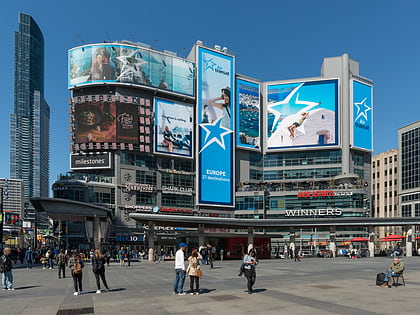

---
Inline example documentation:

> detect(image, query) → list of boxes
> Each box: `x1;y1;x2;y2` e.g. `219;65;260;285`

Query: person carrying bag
186;249;202;295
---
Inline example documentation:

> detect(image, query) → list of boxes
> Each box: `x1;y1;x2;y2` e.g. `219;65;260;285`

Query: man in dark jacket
1;248;15;290
56;250;67;279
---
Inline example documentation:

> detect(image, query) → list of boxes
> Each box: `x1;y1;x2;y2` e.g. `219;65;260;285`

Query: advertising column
197;47;235;206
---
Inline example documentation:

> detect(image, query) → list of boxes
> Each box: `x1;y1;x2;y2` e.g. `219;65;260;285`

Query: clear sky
1;0;419;193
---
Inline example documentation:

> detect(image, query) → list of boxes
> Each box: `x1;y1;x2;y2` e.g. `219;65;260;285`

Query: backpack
376;272;386;285
73;259;82;274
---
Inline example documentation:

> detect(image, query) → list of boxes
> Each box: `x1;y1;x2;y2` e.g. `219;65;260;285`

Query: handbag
195;269;203;277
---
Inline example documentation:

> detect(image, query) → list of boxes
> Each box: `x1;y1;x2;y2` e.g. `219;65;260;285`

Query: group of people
0;247;110;295
173;243;259;295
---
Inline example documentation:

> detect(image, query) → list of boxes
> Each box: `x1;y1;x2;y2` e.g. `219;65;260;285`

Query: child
40;256;48;269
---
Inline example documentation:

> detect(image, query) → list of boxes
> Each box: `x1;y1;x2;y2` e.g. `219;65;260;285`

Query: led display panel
236;78;260;149
266;79;338;150
197;47;235;206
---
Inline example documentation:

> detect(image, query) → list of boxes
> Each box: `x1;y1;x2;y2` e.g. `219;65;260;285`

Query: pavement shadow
108;288;126;292
252;288;267;293
198;288;216;294
15;285;40;290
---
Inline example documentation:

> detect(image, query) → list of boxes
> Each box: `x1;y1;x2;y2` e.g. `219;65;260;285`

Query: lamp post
0;187;3;249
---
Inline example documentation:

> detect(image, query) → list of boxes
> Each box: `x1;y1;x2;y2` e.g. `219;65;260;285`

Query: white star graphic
116;49;147;82
199;116;233;153
268;83;320;133
354;98;371;122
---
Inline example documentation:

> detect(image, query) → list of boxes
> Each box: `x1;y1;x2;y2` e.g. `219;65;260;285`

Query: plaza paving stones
1;256;420;314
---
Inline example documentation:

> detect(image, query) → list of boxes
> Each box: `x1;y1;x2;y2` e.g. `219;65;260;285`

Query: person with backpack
243;248;258;294
91;249;110;294
56;250;67;279
24;246;35;270
68;250;84;295
1;248;15;291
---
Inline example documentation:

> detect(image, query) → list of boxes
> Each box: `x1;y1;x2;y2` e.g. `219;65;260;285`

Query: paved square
1;256;420;314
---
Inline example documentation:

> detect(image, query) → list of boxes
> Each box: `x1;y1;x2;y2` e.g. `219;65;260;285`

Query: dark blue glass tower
11;13;50;201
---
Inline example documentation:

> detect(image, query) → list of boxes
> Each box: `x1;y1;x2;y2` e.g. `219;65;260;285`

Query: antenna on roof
130;33;135;42
75;34;85;45
105;31;111;43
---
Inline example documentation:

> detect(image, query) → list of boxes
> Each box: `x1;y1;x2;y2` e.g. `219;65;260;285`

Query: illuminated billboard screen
197;47;235;206
69;44;195;96
236;78;260;149
352;80;373;151
266;79;338;150
154;98;193;157
74;101;138;144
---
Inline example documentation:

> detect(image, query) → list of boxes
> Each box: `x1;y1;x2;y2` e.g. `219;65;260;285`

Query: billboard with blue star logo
68;44;195;96
197;47;235;206
266;79;338;150
236;78;260;150
352;80;373;151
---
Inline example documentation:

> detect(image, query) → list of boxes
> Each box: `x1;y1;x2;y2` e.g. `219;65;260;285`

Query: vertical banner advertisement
352;80;373;151
197;47;234;206
266;79;338;150
236;78;260;149
154;98;193;157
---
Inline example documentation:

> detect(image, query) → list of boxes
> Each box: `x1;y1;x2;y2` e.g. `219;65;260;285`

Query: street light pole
0;187;3;249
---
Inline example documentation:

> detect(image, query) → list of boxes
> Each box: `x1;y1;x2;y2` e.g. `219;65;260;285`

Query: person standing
118;247;126;267
24;246;35;270
46;249;54;269
56;250;67;279
187;250;202;295
68;250;84;296
243;249;258;294
0;248;15;291
91;249;110;293
173;243;188;295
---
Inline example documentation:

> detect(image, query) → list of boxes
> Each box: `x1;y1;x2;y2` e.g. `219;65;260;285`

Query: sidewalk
1;257;420;314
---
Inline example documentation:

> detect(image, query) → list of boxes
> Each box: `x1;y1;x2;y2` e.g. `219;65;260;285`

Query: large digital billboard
352;80;373;151
236;78;260;149
266;79;338;150
197;47;235;206
69;44;195;96
74;101;138;144
154;98;193;157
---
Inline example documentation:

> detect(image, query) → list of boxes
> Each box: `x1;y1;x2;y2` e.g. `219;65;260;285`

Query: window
402;204;412;217
384;158;388;164
377;160;380;167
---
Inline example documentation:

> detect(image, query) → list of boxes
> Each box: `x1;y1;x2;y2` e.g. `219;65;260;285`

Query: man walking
24;247;35;270
173;243;187;295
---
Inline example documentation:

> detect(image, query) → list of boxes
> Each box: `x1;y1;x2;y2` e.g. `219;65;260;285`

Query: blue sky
1;0;419;193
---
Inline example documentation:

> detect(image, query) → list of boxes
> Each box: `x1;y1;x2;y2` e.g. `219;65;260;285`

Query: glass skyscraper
11;13;50;203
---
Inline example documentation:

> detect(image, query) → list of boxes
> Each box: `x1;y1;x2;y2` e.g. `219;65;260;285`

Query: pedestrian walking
91;249;110;293
68;250;84;296
173;243;188;295
56;250;67;279
186;249;202;295
46;249;54;269
24;246;35;270
243;249;258;294
1;248;15;291
220;249;224;262
118;247;126;267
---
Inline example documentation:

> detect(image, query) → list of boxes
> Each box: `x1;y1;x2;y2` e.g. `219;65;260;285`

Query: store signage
297;191;353;198
285;208;342;217
159;207;193;214
122;183;153;192
115;235;144;242
161;185;193;194
70;152;112;170
123;205;153;212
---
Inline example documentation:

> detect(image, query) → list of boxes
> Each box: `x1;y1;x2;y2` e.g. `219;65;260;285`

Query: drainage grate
311;285;339;290
209;295;241;301
56;307;94;315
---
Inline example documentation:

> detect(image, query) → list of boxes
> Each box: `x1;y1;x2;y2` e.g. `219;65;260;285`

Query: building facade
399;121;420;221
54;41;373;253
371;149;400;245
11;13;50;226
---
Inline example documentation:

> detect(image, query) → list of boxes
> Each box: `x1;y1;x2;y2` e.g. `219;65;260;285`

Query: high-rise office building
11;13;50;202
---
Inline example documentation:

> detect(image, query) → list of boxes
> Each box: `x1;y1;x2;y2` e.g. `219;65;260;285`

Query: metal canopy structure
129;213;420;229
30;197;111;221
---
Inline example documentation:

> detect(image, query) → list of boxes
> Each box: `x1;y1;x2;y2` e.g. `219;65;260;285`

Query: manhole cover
311;285;339;289
56;307;94;315
209;295;241;301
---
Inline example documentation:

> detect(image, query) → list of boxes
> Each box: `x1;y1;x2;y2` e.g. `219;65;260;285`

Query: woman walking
1;248;15;290
91;249;110;293
68;250;84;296
186;250;202;295
243;249;258;294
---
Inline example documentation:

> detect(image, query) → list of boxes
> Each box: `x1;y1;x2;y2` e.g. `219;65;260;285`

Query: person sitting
380;256;405;288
